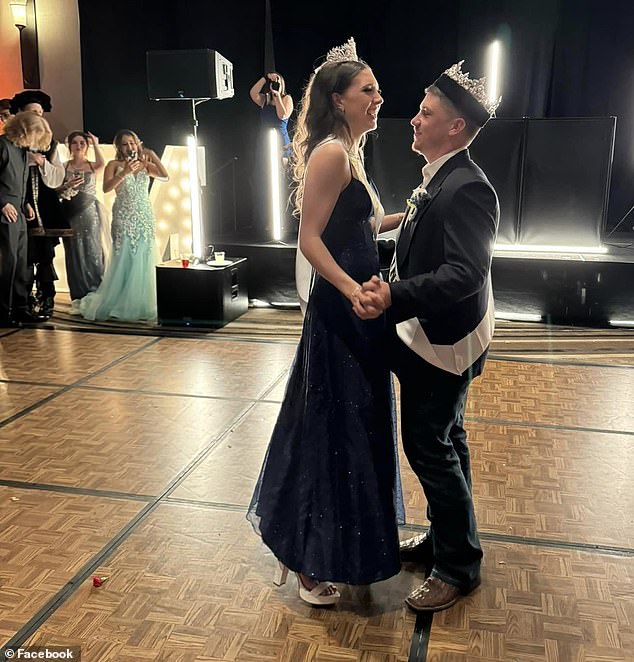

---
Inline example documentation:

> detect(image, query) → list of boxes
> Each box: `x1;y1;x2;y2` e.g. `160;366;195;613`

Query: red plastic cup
181;258;189;268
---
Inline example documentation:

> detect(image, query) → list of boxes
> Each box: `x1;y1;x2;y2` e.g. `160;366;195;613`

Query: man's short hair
426;85;480;140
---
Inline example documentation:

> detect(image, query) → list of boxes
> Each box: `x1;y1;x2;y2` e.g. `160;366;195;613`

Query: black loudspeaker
156;258;248;327
146;49;234;101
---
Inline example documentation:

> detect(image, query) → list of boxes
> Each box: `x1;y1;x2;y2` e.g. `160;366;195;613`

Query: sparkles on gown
78;168;157;322
60;168;108;300
248;166;404;585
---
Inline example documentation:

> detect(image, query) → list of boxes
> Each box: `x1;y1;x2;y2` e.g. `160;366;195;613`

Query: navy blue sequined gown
248;177;404;585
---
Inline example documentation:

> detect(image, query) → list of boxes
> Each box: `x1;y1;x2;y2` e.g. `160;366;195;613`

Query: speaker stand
187;99;210;258
190;98;209;140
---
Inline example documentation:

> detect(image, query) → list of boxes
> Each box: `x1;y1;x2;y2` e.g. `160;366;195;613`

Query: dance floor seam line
39;318;634;365
260;368;290;399
409;612;433;662
4;481;631;559
465;415;634;437
0;328;22;339
7;472;631;558
488;353;634;369
8;321;634;368
401;523;634;557
0;337;161;430
0;378;67;388
38;321;299;345
75;384;263;404
164;497;246;512
3;499;165;651
149;497;634;558
5;384;630;437
3;399;260;652
76;383;285;407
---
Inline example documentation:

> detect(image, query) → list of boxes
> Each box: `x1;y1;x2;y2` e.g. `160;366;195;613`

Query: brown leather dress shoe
399;532;434;564
405;576;480;613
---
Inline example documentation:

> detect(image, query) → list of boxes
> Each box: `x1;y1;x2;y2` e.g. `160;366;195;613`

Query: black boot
40;295;55;318
14;310;48;324
28;294;39;316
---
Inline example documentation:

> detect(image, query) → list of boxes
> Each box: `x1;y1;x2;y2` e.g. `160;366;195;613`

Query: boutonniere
407;187;432;210
404;186;432;222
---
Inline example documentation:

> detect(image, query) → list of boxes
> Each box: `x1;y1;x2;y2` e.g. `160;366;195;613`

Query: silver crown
316;37;359;72
444;60;501;116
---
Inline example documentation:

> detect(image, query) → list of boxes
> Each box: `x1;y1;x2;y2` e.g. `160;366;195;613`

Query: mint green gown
79;168;157;322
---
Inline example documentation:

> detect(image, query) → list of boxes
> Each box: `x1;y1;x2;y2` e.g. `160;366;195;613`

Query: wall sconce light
9;0;40;89
10;2;27;29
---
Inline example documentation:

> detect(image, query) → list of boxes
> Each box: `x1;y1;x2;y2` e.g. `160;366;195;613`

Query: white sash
391;258;495;375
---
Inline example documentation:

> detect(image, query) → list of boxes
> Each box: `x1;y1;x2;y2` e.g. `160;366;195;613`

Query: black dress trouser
0;217;30;320
27;236;58;299
390;330;484;591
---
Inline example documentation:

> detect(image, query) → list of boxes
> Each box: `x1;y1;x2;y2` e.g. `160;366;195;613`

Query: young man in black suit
10;91;68;319
354;62;500;612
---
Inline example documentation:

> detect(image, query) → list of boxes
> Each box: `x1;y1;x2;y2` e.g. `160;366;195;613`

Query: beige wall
1;0;83;293
0;3;24;97
0;0;82;137
36;0;83;138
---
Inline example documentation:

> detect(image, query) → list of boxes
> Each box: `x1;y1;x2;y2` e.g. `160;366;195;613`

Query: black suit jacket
0;135;28;221
389;149;499;353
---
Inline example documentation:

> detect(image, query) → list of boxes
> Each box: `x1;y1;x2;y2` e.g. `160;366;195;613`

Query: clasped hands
351;275;391;320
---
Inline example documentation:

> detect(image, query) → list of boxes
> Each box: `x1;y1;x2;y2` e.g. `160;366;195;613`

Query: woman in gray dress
59;131;109;301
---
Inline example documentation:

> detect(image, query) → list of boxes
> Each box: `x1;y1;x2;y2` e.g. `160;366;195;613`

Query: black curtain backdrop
78;0;634;235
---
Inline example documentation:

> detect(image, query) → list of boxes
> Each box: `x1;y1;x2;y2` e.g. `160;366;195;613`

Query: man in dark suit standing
1;112;52;327
10;91;68;319
354;62;500;612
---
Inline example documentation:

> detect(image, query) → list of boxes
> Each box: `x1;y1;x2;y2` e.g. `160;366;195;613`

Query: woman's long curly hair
113;129;144;161
2;111;52;151
290;59;369;217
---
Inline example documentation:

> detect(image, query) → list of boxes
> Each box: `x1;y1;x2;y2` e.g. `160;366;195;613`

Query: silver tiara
315;37;359;72
444;60;501;116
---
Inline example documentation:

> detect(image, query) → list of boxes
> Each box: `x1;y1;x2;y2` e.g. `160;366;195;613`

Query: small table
156;258;248;327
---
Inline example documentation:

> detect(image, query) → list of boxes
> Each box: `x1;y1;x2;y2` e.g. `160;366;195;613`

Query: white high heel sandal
274;562;340;606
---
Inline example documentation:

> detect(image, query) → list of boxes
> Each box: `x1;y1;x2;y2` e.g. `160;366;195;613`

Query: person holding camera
59;130;109;301
250;72;294;160
76;129;168;322
250;73;294;237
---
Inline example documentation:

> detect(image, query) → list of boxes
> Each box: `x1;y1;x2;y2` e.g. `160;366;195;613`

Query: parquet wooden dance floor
1;315;633;661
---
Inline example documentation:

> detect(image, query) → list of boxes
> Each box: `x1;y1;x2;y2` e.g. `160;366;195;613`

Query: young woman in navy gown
248;38;405;606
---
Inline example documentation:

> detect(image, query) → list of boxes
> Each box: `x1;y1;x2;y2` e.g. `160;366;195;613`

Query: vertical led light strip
486;40;501;104
268;129;282;241
187;135;203;257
